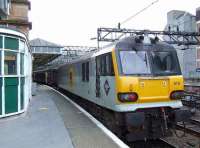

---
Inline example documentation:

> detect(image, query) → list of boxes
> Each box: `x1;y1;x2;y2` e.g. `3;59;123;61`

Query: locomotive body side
57;48;117;110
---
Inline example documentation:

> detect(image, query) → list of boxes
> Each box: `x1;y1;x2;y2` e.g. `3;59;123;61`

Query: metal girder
32;45;97;71
62;46;97;57
63;46;97;52
97;28;200;46
31;46;63;54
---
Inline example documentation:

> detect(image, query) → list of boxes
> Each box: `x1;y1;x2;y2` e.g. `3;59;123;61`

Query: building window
197;10;200;21
0;36;2;75
20;53;24;75
197;49;200;60
0;36;2;49
0;51;1;75
19;40;25;52
4;51;17;75
197;61;200;68
4;37;19;50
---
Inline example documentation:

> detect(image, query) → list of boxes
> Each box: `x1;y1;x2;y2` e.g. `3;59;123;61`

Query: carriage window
107;53;114;75
100;55;106;75
98;53;114;76
82;63;85;81
86;62;89;81
82;62;89;82
96;57;101;75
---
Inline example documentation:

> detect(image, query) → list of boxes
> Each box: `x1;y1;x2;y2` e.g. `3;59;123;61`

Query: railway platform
0;85;126;148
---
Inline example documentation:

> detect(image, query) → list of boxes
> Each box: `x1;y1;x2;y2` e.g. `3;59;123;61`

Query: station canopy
31;38;97;71
30;38;63;70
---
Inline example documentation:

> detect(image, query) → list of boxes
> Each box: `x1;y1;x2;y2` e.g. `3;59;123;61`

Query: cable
173;122;186;138
120;0;160;25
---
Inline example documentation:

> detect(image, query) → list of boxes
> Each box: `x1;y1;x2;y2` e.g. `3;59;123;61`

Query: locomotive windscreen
119;50;181;76
150;51;181;75
120;51;151;75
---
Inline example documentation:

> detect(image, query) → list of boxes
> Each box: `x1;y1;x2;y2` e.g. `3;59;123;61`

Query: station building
164;10;197;78
0;27;32;117
0;0;32;118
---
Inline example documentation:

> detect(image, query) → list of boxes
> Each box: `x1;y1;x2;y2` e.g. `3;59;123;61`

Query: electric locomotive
40;36;191;141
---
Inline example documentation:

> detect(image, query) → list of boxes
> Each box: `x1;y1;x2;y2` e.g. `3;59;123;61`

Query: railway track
128;139;177;148
181;91;200;108
176;119;200;137
157;139;177;148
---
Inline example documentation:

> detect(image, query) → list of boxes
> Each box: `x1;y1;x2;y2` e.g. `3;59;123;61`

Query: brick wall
0;0;32;36
9;2;29;21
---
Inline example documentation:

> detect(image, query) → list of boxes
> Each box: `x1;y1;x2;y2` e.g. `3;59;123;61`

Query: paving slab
0;85;74;148
0;85;122;148
50;88;120;148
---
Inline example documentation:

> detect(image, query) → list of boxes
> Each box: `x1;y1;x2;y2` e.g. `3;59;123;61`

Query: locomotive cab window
96;53;114;76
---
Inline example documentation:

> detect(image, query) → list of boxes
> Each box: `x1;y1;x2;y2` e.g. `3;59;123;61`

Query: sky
29;0;200;47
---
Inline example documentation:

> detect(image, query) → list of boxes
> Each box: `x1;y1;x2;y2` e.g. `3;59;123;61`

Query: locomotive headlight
118;93;138;102
170;91;184;100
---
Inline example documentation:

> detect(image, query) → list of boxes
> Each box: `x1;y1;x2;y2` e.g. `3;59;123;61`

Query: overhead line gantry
97;27;200;48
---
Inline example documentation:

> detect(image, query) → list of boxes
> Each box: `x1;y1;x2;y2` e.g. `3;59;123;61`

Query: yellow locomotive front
113;37;184;106
111;36;191;141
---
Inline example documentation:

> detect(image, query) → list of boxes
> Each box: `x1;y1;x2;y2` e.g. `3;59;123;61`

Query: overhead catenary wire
120;0;160;25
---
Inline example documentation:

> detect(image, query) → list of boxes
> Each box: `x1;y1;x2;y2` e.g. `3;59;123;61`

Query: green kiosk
0;27;32;118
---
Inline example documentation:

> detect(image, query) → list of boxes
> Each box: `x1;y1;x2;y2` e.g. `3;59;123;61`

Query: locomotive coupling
125;112;145;127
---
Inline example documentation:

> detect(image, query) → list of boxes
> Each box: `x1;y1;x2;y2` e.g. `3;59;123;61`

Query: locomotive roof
56;36;176;69
115;36;176;51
